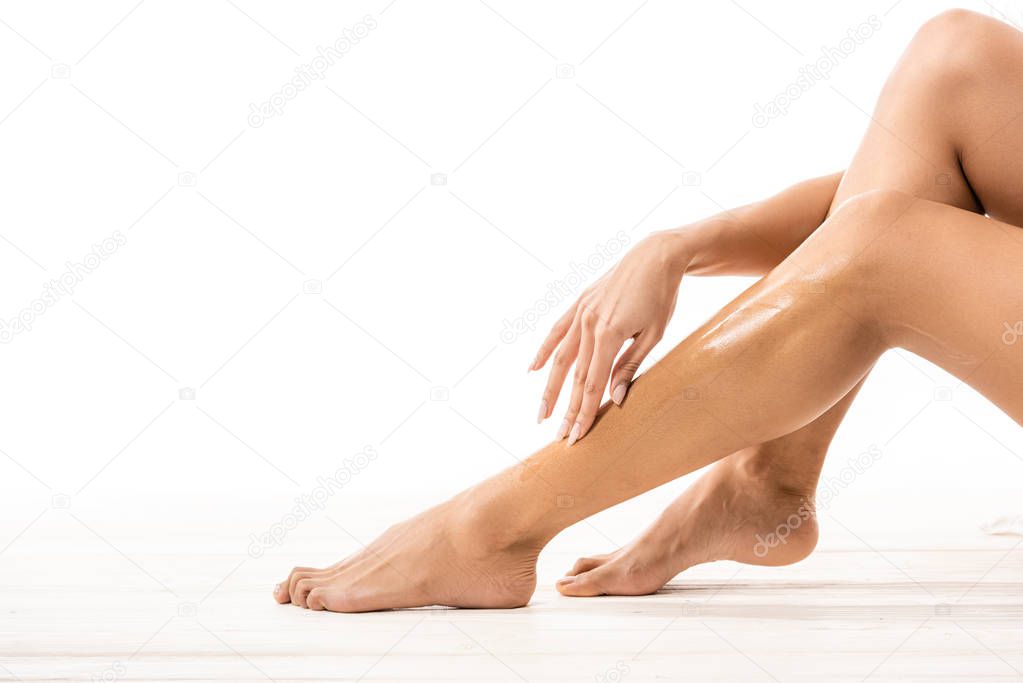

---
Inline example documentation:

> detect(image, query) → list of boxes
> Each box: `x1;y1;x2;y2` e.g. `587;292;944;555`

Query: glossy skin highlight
276;10;1023;611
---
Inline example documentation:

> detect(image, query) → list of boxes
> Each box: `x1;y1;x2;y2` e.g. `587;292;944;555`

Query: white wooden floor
2;493;1022;682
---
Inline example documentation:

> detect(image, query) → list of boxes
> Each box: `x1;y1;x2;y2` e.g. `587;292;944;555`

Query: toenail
273;583;281;594
557;576;576;585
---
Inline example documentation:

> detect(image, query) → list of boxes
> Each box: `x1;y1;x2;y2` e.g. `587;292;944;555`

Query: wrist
647;227;699;280
662;216;736;276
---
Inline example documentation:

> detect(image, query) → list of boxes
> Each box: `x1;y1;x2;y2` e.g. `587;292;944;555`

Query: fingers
530;304;576;373
567;333;619;444
561;311;598;444
608;330;660;406
539;314;583;426
536;305;655;437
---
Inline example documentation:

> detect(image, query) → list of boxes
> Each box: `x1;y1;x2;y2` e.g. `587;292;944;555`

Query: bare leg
832;9;1023;225
279;188;1023;611
560;378;865;596
562;9;1023;596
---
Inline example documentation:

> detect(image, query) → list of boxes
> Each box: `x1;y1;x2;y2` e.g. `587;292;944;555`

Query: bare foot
557;449;819;597
273;496;539;612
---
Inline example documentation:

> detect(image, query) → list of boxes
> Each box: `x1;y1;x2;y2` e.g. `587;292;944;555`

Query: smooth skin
277;10;1023;611
554;7;1023;594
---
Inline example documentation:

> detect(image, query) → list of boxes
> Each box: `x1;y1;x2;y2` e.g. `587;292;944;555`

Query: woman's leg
279;189;1023;611
832;9;1023;225
561;9;1023;595
559;379;865;597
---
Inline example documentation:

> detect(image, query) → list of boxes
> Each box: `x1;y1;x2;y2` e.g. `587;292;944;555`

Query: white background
1;0;1022;592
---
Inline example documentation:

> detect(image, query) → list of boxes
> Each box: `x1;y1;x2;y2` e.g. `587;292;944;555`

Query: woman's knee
804;189;920;301
830;187;912;218
903;9;1017;87
824;188;917;246
818;190;988;326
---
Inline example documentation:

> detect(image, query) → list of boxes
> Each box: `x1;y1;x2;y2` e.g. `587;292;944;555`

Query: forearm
658;172;843;277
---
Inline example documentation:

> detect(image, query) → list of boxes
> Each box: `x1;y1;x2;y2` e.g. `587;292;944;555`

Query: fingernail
537;400;548;423
556;419;570;440
557;576;576;586
612;383;627;405
273;583;281;595
567;423;581;446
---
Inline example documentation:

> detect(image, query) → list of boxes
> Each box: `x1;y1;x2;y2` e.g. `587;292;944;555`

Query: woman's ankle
446;485;552;557
731;443;821;500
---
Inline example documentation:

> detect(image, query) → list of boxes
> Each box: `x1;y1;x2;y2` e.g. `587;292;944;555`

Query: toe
306;587;328;611
569;554;610;576
280;566;322;605
293;577;321;608
556;566;610;597
562;556;668;597
306;586;355;612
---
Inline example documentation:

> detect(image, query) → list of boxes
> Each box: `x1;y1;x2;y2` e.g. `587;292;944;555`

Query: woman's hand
530;232;688;445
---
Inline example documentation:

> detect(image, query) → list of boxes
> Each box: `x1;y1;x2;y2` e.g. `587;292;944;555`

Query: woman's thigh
794;190;1023;422
832;10;1023;226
